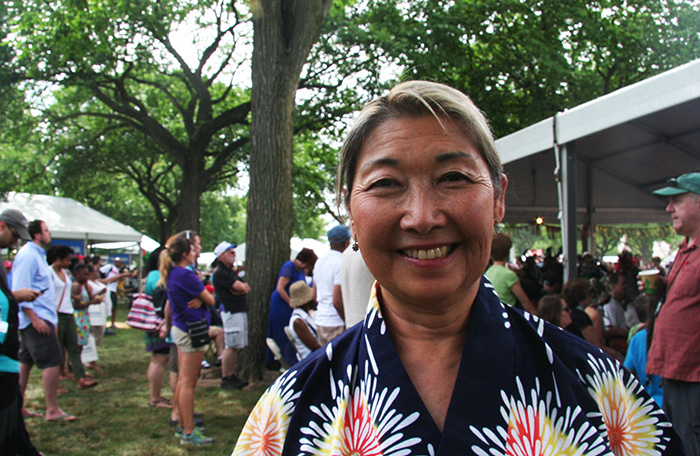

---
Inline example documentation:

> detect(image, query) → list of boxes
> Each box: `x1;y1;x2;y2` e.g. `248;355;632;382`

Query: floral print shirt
233;277;684;455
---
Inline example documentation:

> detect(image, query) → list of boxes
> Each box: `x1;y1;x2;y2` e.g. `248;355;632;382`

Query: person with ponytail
158;233;215;446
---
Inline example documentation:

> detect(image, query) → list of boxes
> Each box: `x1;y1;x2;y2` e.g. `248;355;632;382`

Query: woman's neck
379;287;472;345
378;287;470;433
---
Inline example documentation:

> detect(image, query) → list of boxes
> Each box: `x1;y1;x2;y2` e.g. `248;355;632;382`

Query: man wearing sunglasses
0;209;42;454
647;172;700;455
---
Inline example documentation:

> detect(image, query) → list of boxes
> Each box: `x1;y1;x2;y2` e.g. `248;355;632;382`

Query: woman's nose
399;189;448;235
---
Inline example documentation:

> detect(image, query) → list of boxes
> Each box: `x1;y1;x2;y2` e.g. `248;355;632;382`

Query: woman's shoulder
504;303;613;370
278;260;296;275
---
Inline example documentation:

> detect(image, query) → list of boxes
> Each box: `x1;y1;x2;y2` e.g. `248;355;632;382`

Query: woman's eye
440;172;469;183
369;178;399;189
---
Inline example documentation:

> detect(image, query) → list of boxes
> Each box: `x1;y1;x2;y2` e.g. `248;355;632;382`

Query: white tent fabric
0;192;144;243
495;58;700;278
197;237;331;269
498;58;700;226
91;235;160;252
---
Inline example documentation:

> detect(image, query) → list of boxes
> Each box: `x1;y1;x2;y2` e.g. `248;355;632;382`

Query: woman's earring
494;217;503;234
352;241;359;252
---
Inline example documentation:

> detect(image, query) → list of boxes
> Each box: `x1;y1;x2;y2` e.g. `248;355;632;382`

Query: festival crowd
1;81;699;456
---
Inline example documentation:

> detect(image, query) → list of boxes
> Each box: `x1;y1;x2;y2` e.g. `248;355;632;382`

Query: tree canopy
3;0;253;237
337;0;700;137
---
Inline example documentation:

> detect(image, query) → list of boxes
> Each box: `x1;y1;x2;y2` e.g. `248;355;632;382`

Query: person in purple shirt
158;232;214;446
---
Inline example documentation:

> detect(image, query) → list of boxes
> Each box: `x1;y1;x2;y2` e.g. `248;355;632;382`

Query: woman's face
75;268;88;284
559;299;573;328
59;254;73;269
348;115;507;309
184;244;196;265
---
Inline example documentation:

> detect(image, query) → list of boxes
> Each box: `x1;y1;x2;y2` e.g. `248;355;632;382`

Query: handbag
126;293;163;331
186;319;210;348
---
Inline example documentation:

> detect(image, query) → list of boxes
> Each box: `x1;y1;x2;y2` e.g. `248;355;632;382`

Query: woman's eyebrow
359;157;399;173
435;151;477;163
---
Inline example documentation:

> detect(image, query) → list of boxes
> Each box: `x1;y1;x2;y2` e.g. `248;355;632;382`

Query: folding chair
266;337;290;370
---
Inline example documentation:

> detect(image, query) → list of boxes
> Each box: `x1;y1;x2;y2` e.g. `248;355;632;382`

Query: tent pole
585;160;594;256
559;142;578;282
137;239;143;293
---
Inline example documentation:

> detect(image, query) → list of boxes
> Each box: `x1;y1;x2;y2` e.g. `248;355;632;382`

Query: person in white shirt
313;225;351;345
340;244;374;329
288;281;321;361
98;258;131;333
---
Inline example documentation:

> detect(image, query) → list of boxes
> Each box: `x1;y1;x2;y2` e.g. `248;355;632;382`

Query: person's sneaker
104;328;116;336
180;428;214;446
221;375;248;390
175;425;205;437
201;359;211;369
170;417;204;427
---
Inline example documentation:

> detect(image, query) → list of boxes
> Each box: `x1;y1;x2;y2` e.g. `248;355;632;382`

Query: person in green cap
647;172;700;455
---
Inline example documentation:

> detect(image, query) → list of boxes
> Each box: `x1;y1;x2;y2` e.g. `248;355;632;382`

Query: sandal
46;412;77;422
149;398;173;408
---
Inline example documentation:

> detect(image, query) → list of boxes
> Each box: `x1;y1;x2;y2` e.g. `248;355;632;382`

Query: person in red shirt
647;172;700;455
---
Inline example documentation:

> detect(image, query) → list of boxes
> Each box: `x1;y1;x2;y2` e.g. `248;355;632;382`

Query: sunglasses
666;177;678;187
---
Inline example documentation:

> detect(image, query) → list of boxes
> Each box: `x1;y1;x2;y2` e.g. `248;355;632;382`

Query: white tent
0;192;145;245
197;237;331;270
495;58;700;279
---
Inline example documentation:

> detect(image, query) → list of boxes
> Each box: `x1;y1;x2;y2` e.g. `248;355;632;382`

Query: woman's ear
493;173;508;222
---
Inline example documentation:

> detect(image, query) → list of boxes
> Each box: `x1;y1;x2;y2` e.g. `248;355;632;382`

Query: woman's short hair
47;244;74;265
336;80;504;209
562;278;591;308
490;233;513;262
537;295;564;326
72;262;88;276
145;246;165;274
296;248;317;266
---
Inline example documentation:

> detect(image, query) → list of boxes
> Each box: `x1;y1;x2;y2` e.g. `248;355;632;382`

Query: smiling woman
231;81;685;455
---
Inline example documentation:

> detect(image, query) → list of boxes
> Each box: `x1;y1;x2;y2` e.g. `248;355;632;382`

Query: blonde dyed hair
336;80;504;210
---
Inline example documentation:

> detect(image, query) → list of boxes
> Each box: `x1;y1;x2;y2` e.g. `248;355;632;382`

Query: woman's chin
382;278;479;311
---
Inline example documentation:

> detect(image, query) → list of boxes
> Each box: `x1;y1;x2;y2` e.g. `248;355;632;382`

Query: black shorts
18;321;63;369
110;291;118;309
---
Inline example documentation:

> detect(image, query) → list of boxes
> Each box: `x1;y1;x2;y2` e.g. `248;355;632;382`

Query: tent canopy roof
496;58;700;226
0;192;143;243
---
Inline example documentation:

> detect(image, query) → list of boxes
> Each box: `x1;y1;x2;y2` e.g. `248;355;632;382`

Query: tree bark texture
240;0;332;381
175;149;206;232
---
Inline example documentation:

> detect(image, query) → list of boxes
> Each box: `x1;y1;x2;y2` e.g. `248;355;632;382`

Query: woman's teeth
403;246;450;260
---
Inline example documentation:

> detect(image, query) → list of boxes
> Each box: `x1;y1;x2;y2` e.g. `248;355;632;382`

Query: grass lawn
21;323;276;455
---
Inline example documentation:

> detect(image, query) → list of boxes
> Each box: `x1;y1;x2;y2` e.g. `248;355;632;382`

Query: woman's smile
349;114;507;308
400;244;454;260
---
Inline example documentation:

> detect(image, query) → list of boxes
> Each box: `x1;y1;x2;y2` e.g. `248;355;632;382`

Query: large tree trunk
176;153;204;232
240;0;332;381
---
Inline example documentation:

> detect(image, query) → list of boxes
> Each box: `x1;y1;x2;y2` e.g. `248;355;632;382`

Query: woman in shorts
158;233;214;446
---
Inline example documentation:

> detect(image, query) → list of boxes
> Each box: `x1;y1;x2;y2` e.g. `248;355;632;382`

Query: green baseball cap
653;173;700;196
